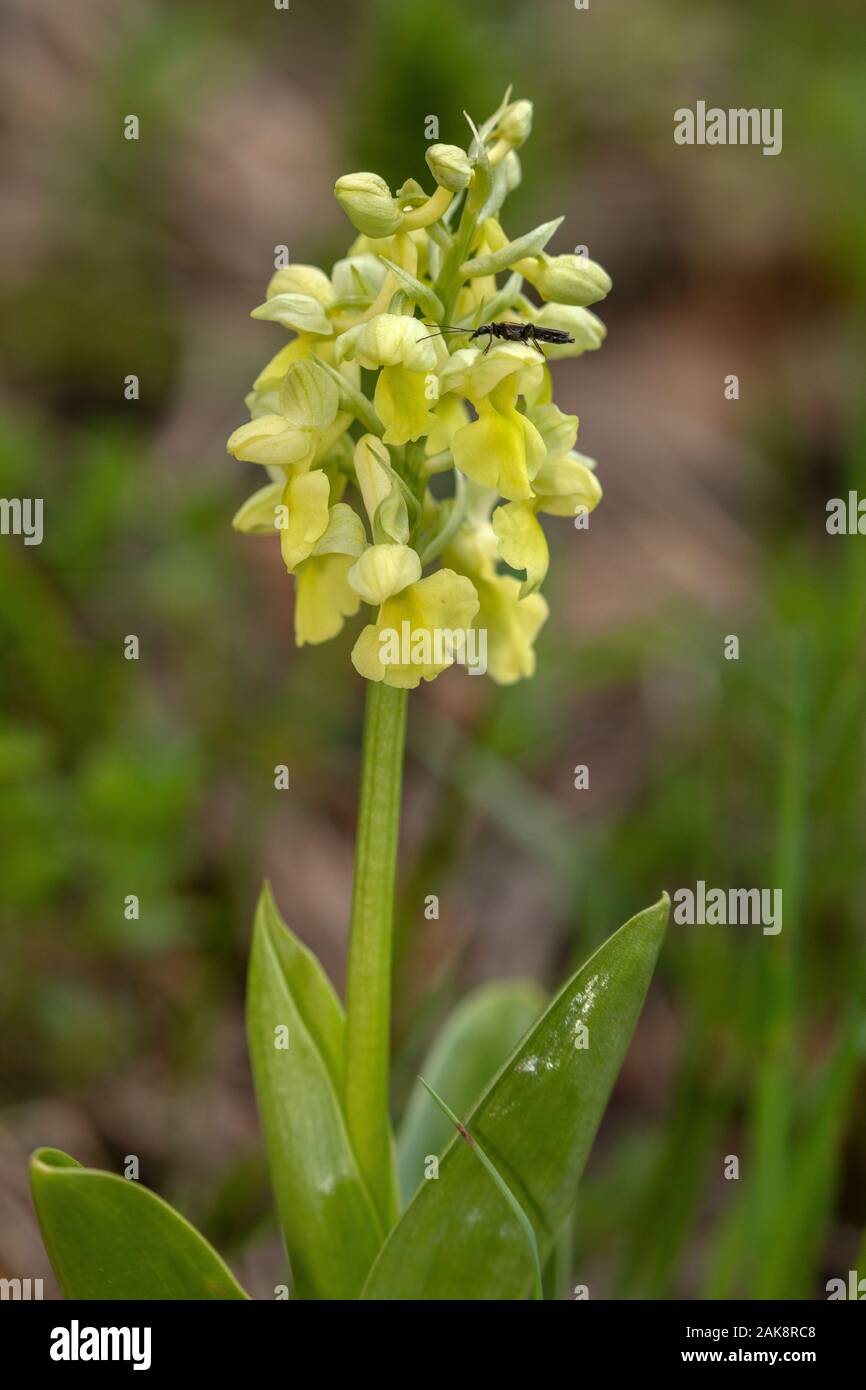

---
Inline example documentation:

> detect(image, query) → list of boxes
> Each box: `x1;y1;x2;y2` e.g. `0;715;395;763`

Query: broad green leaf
363;895;669;1300
397;979;544;1206
247;883;384;1299
29;1148;248;1300
419;1077;544;1300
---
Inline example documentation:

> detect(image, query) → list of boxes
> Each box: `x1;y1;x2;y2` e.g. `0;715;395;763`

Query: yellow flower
424;396;471;458
351;568;479;689
227;358;350;474
483;408;597;595
294;503;366;646
450;376;546;501
229;91;607;686
278;471;331;573
532;450;603;517
253;339;311;394
526;401;579;462
338;314;438;445
227;414;319;471
475;574;548;683
491;500;549;596
438;341;543;402
443;521;548;684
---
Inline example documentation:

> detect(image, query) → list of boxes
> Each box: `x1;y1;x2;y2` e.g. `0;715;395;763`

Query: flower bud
279;359;340;430
497;99;533;148
343;313;437;373
348;543;422;605
353;435;408;543
425;143;472;193
502;149;522;193
331;254;387;303
534;303;607;352
334;172;403;238
520;253;612;307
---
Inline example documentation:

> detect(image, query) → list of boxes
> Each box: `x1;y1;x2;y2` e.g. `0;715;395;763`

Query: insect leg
529;328;547;361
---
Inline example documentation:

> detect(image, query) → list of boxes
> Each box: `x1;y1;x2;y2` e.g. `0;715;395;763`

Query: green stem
344;679;408;1227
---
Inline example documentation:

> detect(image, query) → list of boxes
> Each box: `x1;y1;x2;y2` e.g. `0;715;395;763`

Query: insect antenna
416;323;469;343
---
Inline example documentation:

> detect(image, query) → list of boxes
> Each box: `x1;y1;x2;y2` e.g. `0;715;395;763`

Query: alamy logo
826;1271;866;1299
50;1320;152;1371
826;493;866;535
0;1277;43;1299
674;102;782;157
378;622;487;675
673;881;782;935
0;497;43;545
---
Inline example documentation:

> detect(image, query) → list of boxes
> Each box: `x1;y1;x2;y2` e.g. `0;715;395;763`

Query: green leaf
29;1149;249;1299
419;1076;544;1300
363;895;669;1300
460;217;563;278
397;979;544;1206
377;257;445;322
247;883;384;1299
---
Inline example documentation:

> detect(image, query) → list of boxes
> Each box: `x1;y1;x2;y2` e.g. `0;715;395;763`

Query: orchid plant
30;91;668;1302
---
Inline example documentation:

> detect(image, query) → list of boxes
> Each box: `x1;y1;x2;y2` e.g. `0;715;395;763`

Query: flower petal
251;293;332;336
492;501;549;595
533;451;603;517
351;569;479;688
279;471;331;573
279;359;340;430
294;554;360;646
232;481;284;535
374;365;437;446
226;415;317;471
